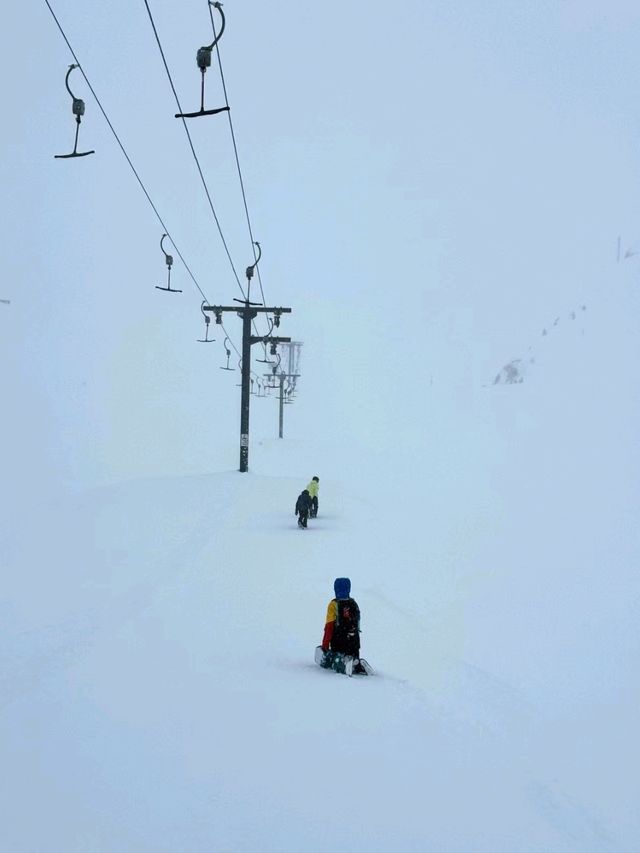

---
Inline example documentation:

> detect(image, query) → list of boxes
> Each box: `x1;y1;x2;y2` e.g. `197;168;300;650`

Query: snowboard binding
314;646;373;676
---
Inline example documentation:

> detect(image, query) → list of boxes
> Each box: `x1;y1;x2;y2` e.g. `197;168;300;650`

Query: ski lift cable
208;2;267;309
144;1;273;364
142;0;247;300
42;0;210;304
43;0;243;358
142;1;267;353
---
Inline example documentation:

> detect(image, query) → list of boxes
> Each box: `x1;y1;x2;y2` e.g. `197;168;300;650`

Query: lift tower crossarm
203;305;292;317
250;335;291;345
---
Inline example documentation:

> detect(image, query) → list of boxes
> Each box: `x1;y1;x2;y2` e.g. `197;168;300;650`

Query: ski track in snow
3;453;635;852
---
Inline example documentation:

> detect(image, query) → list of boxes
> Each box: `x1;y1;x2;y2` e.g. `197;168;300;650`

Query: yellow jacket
306;480;319;498
322;599;337;649
325;599;337;624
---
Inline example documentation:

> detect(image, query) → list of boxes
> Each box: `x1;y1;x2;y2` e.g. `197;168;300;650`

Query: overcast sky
2;0;640;495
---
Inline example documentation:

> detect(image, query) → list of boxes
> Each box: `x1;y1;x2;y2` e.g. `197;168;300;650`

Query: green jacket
306;480;319;498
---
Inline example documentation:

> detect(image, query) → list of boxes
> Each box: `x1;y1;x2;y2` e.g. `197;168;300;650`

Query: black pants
310;496;318;517
298;510;309;528
331;632;360;657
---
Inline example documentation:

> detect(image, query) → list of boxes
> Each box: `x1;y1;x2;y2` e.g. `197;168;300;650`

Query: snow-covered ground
2;276;639;852
3;3;640;848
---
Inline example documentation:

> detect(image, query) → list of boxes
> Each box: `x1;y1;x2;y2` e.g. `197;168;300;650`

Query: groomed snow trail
2;457;630;852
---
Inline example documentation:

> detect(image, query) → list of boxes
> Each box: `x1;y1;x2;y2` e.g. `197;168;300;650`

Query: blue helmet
334;577;351;600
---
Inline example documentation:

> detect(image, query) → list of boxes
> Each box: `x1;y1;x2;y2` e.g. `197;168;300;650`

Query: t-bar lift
175;2;231;119
54;64;95;159
202;242;292;472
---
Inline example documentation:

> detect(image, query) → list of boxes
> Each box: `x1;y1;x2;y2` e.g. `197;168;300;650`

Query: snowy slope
1;471;576;853
4;1;640;849
3;266;639;853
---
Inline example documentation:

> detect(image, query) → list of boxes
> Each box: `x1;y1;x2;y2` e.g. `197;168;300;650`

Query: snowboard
314;645;373;677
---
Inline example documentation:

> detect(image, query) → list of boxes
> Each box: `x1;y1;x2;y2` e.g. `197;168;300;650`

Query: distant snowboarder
316;577;372;675
295;489;312;529
306;476;319;518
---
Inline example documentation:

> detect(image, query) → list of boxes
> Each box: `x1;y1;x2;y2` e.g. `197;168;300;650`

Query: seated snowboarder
318;577;370;674
295;489;312;528
306;476;320;518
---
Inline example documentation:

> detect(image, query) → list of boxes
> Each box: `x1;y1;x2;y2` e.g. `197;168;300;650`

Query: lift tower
205;299;291;471
204;245;292;472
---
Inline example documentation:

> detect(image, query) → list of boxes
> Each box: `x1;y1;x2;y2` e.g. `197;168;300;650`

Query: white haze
1;1;639;851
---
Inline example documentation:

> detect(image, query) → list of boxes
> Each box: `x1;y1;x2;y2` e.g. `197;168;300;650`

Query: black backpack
333;598;360;649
